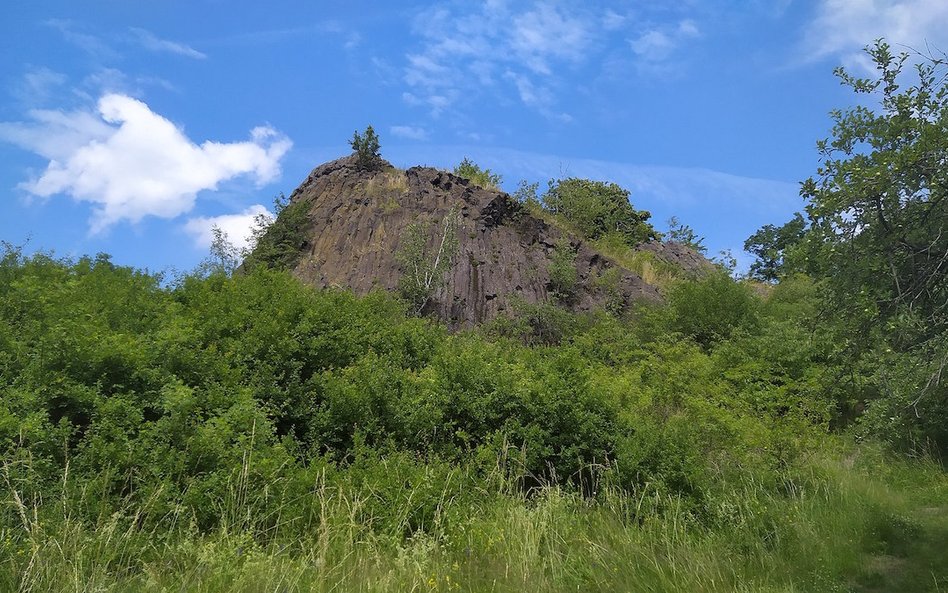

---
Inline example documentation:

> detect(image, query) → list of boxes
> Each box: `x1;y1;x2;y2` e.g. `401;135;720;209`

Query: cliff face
274;155;706;327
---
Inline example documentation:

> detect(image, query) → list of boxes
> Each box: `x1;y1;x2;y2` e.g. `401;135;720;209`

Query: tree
350;125;382;170
796;40;948;450
666;216;707;254
242;193;308;271
396;206;461;314
743;213;807;281
192;226;241;277
453;157;503;189
543;178;658;247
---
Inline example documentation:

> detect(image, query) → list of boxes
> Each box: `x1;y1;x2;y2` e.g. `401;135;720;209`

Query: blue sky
2;1;946;274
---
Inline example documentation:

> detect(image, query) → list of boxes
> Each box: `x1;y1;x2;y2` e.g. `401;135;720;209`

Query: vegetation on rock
350;124;382;170
396;206;461;314
453;157;503;190
542;177;658;247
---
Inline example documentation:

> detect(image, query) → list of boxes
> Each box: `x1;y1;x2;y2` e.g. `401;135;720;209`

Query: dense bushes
0;249;843;510
1;247;945;591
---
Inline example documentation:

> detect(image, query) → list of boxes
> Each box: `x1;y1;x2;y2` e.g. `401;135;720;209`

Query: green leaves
763;39;948;451
542;178;658;247
350;125;382;170
396;207;461;314
743;213;807;282
453;157;502;190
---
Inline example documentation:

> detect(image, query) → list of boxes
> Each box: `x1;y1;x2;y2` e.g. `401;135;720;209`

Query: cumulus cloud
390;125;428;140
0;94;292;232
129;27;207;59
184;204;272;253
804;0;948;67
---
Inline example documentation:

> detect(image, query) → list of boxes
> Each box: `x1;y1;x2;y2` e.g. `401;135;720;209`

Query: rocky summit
262;154;709;327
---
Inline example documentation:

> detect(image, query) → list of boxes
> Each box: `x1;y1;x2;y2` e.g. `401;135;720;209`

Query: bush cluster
0;249;845;524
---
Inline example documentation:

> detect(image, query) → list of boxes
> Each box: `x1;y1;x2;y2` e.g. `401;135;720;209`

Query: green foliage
453;157;502;190
801;41;948;337
744;212;807;282
193;225;243;277
242;193;308;271
512;179;541;208
790;40;948;451
1;245;946;591
396;207;461;314
350;124;382;170
542;177;658;247
7;41;948;580
547;239;578;303
665;216;707;253
667;271;759;350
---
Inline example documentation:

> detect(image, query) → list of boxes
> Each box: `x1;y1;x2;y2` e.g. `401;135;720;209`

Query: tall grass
2;446;944;592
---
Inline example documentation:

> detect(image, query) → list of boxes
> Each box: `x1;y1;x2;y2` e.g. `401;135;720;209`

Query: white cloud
390;125;428;140
14;67;67;105
45;19;119;60
602;10;628;31
0;94;291;232
510;5;591;74
401;4;703;116
184;204;272;253
630;20;701;65
402;3;595;116
805;0;948;66
129;27;207;59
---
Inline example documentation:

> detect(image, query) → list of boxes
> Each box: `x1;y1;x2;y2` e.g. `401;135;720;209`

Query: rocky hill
255;154;709;327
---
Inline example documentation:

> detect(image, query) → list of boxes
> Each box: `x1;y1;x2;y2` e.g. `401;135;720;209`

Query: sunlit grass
3;448;944;592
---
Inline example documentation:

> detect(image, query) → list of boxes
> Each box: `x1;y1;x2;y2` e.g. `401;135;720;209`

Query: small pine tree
350;125;382;170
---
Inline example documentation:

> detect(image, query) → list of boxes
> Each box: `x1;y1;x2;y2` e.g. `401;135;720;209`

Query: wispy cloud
129;27;207;59
629;19;701;72
401;3;598;119
390;125;428;141
803;0;948;68
13;67;67;105
0;94;291;232
400;3;704;119
44;19;119;60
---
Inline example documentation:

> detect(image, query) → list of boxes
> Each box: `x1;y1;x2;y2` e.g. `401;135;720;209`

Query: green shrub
453;157;502;189
543;178;657;247
667;272;759;350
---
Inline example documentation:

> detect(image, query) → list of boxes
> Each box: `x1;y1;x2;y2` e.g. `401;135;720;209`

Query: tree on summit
350;125;382;170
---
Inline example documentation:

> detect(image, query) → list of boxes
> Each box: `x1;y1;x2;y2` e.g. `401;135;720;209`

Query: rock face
277;155;705;327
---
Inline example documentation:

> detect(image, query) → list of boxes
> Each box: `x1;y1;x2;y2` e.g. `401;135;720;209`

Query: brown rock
271;154;707;328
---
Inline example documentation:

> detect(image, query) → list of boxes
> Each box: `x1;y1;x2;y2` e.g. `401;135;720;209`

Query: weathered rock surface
278;154;706;327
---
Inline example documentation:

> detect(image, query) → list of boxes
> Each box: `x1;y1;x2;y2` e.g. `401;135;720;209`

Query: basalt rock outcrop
268;154;708;327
